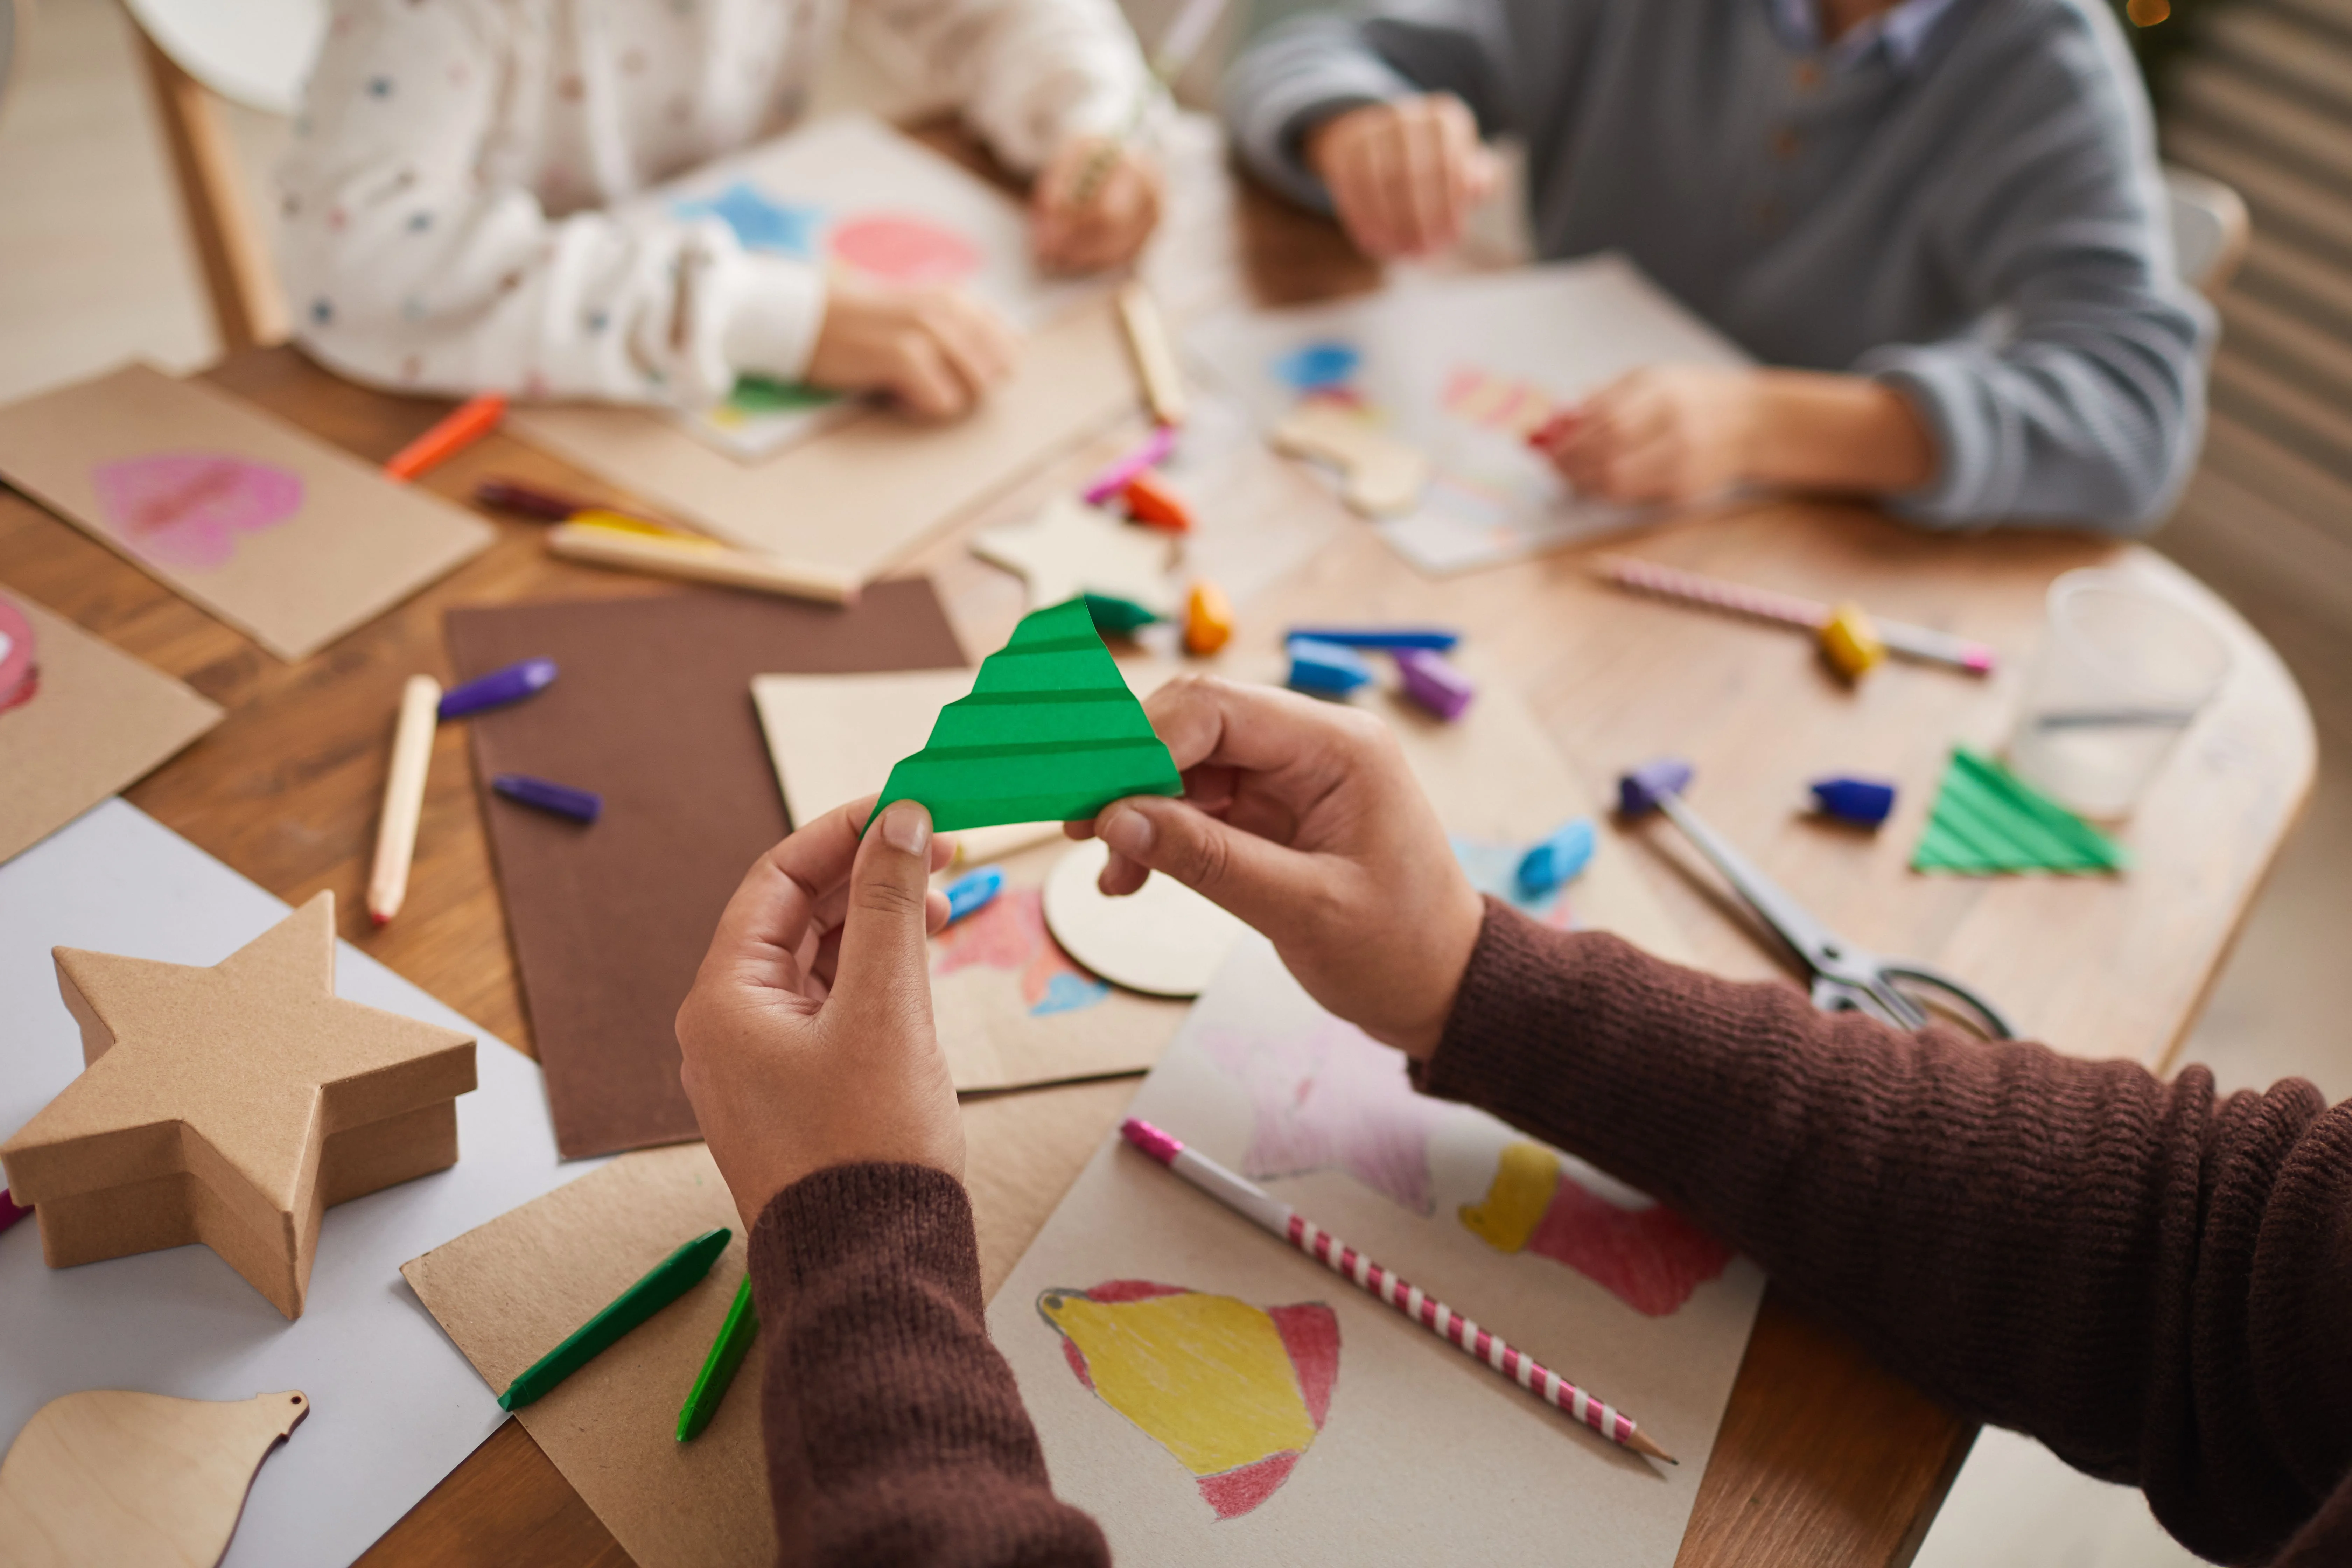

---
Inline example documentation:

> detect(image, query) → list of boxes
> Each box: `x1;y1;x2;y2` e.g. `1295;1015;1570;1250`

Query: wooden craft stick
367;674;442;926
676;1275;759;1442
1120;1117;1677;1464
501;1226;732;1411
1116;283;1188;428
386;392;507;481
546;521;859;606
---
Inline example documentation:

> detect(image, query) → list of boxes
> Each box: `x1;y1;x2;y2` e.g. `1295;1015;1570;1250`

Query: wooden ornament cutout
1270;402;1430;518
970;496;1176;613
1041;838;1250;998
0;893;476;1317
0;1388;308;1568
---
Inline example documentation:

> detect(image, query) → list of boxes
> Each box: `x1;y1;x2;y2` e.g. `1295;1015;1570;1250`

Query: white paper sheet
1186;255;1754;575
0;800;597;1568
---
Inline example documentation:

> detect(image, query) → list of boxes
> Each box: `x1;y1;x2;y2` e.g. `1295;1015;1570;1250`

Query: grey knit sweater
1220;0;2216;533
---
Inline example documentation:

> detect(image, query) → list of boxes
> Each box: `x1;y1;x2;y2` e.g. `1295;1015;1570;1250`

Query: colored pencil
1067;0;1232;206
546;520;859;606
500;1227;732;1412
1116;284;1188;429
366;674;442;926
1119;1118;1676;1464
677;1275;759;1441
1595;555;1996;675
386;393;507;481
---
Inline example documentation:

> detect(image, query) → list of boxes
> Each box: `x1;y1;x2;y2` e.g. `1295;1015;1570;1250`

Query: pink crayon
1118;1116;1676;1464
0;1188;30;1234
1596;555;1995;676
1080;426;1178;507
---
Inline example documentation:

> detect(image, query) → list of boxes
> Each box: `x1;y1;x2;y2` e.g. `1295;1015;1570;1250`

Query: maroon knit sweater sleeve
747;1162;1110;1568
1421;899;2352;1568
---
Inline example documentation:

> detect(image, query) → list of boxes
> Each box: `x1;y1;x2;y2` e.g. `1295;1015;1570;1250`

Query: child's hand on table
1533;366;1763;505
1307;94;1499;259
806;278;1022;419
676;798;961;1232
1031;135;1164;273
1067;676;1484;1060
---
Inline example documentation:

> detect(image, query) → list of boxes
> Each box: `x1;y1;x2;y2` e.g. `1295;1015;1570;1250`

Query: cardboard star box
0;892;476;1317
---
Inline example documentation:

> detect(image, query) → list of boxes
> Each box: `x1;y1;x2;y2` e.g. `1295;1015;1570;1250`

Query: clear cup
2006;569;2233;819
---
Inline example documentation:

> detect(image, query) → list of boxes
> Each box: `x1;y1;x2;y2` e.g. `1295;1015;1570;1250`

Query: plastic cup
2006;570;2232;819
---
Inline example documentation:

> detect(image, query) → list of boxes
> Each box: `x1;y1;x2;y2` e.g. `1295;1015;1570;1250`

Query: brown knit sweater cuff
747;1161;985;1325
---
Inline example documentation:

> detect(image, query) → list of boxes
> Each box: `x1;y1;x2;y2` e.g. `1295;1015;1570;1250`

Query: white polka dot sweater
277;0;1148;406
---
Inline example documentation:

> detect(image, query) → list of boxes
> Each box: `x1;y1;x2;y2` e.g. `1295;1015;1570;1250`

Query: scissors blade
1809;974;1922;1030
1652;793;1845;973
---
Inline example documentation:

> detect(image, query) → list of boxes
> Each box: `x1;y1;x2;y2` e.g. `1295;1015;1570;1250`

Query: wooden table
0;144;2314;1568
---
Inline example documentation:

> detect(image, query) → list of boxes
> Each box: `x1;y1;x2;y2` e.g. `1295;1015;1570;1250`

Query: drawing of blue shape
674;182;824;257
1273;340;1361;392
1031;972;1111;1017
1450;835;1568;923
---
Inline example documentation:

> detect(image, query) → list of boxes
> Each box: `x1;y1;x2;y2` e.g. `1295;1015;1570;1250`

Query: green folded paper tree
1912;747;2129;875
869;597;1182;831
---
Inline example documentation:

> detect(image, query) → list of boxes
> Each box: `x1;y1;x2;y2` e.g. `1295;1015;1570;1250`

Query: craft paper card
0;364;493;658
634;113;1104;459
0;590;220;864
445;583;966;1158
1186;256;1752;575
0;800;593;1568
988;935;1765;1562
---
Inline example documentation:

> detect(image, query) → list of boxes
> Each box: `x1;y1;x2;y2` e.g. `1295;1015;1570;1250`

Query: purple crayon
1810;776;1897;827
1396;649;1476;721
441;658;558;719
493;773;601;822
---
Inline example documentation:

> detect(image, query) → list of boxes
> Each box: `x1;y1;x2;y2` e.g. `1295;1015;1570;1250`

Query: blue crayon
942;864;1004;924
1284;627;1461;652
1517;817;1597;898
1810;776;1897;827
1287;638;1374;697
441;658;558;719
492;773;601;822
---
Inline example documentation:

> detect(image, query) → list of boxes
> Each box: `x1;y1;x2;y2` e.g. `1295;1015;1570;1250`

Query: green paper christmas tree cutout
869;597;1182;831
1912;747;2130;875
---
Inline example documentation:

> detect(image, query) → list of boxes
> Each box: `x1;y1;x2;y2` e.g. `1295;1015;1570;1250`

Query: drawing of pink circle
90;453;306;573
829;214;983;285
0;597;37;714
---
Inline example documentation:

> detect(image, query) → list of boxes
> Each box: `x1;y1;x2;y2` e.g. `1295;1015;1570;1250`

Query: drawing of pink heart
830;214;983;286
90;453;305;572
0;596;37;714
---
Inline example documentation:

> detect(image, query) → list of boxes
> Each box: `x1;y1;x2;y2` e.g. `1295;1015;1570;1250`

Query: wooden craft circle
1041;838;1250;999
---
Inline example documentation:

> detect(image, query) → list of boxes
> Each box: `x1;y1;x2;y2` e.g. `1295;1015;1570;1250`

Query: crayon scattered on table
1811;777;1897;828
1284;627;1461;652
492;774;602;823
1084;593;1161;637
1595;556;1995;676
1618;757;1695;817
546;520;859;606
0;1187;29;1234
570;508;702;540
500;1226;732;1411
942;864;1004;924
677;1275;759;1442
475;476;594;519
385;392;507;482
1184;579;1233;656
1119;1118;1674;1464
1517;817;1597;897
1396;648;1476;721
1116;282;1188;428
1081;426;1177;506
1120;469;1193;533
1818;602;1885;681
366;674;441;927
1286;638;1373;697
439;658;558;719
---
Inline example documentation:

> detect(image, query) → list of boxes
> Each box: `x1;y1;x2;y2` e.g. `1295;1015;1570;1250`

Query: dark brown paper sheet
445;583;967;1158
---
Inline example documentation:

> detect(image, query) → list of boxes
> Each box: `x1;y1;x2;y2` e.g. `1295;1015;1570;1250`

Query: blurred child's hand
676;798;960;1231
806;278;1022;418
1533;366;1763;505
1032;136;1164;273
1306;94;1499;259
1067;676;1484;1060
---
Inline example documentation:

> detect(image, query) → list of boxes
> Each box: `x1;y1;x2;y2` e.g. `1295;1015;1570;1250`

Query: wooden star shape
971;496;1177;614
0;893;475;1318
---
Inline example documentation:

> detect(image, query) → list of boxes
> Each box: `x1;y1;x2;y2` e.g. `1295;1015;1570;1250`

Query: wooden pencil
366;674;442;927
1120;1117;1676;1464
546;521;859;606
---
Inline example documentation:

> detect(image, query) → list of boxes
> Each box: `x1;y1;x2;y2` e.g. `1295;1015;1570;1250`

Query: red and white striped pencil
1596;554;1996;676
1119;1117;1676;1464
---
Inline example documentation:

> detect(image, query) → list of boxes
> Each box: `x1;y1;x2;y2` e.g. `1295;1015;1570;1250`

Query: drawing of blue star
673;182;824;258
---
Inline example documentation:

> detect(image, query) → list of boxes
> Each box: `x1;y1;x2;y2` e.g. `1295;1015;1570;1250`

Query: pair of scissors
1618;759;2015;1040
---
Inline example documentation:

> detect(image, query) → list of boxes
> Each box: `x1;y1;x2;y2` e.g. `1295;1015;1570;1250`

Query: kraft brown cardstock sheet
0;590;222;865
0;363;493;659
444;583;967;1160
